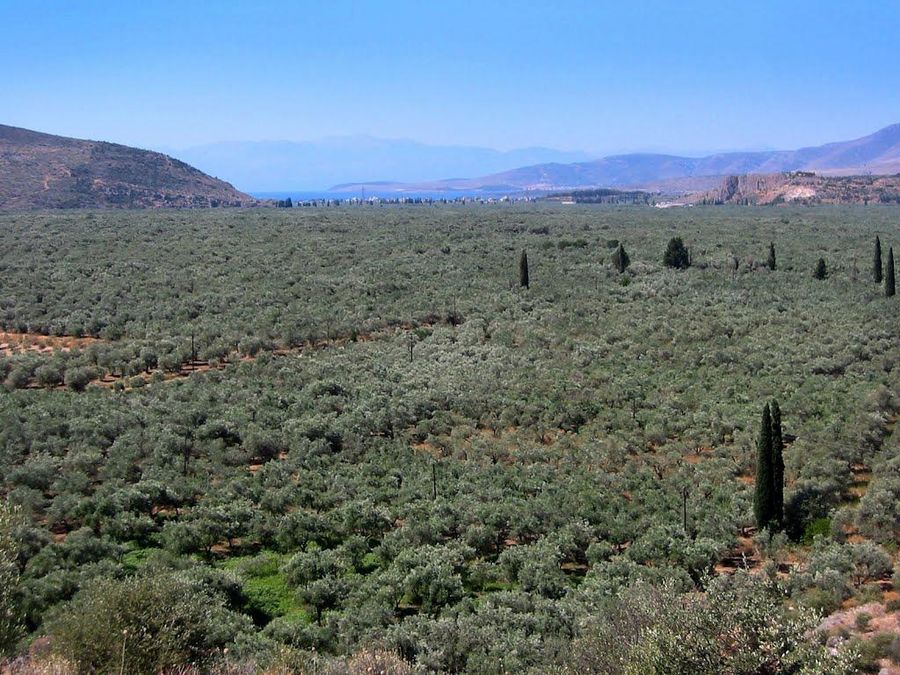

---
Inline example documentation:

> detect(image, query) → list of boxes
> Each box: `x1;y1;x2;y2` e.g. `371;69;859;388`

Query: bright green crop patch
223;552;305;621
243;574;303;620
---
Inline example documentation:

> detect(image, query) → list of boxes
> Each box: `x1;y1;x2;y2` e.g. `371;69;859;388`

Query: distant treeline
272;195;534;207
544;188;653;204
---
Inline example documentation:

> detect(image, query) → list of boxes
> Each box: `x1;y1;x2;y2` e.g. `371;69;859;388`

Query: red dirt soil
0;331;102;356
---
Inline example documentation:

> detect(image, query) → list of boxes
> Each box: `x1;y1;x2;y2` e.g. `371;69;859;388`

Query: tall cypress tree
874;236;883;283
754;403;774;531
814;258;827;280
886;247;895;297
767;242;776;271
519;250;529;288
770;400;784;526
612;243;630;273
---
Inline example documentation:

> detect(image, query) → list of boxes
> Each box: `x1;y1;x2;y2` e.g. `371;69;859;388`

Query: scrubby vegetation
0;205;897;673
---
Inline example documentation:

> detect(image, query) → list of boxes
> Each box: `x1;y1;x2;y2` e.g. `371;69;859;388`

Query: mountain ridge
330;123;900;194
0;124;255;209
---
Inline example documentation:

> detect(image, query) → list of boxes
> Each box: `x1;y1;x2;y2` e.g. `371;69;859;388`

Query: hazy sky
2;0;899;156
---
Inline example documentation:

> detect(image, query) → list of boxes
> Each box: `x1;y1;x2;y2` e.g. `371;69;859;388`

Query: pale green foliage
845;541;893;588
322;649;413;675
499;539;569;598
560;573;858;675
856;433;900;544
391;544;470;614
856;483;899;542
625;523;722;582
283;547;353;623
792;538;893;601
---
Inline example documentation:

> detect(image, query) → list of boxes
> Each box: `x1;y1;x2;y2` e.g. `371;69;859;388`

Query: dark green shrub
4;367;31;390
63;366;95;392
798;586;843;615
663;237;690;269
785;486;834;542
34;364;62;388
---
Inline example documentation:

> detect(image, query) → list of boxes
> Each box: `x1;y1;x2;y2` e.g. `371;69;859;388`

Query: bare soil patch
0;331;102;356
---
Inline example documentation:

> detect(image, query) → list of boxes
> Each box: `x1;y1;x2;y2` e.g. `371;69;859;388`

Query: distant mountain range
5;122;900;206
174;137;593;193
332;123;900;194
0;125;254;208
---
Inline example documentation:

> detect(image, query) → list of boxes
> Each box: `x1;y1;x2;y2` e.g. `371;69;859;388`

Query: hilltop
0;124;255;208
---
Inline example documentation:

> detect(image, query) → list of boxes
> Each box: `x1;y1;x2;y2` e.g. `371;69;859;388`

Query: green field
0;205;897;673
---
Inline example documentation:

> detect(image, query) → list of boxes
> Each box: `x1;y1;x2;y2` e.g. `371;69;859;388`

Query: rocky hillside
0;124;255;208
696;172;900;205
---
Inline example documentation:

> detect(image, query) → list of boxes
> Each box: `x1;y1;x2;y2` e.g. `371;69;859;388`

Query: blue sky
2;0;898;156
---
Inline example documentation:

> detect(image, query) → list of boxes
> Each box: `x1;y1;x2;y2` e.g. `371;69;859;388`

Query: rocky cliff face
698;173;900;205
